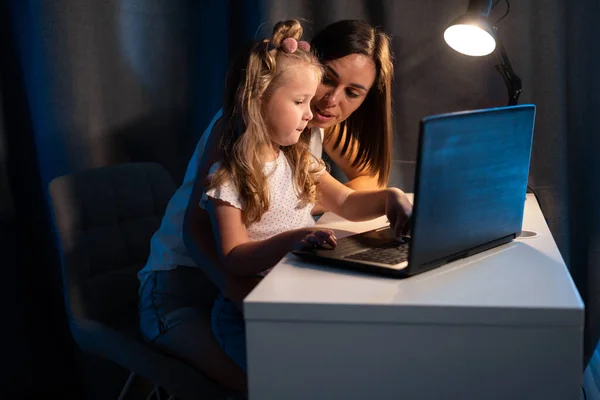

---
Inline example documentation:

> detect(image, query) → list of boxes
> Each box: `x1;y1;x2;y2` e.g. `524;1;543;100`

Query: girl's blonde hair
210;19;324;224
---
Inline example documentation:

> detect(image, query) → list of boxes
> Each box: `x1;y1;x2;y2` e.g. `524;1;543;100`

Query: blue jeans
211;292;247;372
138;266;218;344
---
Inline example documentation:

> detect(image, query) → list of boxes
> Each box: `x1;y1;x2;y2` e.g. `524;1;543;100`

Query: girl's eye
295;101;303;105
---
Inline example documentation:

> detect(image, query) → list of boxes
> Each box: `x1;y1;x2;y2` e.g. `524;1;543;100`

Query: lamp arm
492;26;522;105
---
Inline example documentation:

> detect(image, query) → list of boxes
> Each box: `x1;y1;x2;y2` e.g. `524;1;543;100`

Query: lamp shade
444;0;522;105
444;14;496;56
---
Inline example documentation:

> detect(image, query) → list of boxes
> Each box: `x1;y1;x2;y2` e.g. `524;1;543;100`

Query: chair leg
144;386;158;400
117;371;136;400
144;385;174;400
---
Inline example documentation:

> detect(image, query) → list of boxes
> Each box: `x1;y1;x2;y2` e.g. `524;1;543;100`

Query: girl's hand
385;188;413;239
292;228;337;250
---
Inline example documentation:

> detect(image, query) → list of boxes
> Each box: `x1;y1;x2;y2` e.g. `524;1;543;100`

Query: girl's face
263;65;320;147
310;53;377;129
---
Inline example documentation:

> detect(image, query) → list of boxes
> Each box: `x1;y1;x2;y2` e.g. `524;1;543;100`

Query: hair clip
281;37;311;53
297;41;310;52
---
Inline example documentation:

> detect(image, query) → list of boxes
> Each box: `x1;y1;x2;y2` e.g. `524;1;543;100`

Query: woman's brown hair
311;19;394;187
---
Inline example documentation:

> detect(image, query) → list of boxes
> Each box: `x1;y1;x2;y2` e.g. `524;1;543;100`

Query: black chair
48;163;238;400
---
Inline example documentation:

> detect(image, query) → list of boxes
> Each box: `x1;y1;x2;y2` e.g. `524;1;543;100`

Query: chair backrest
49;163;176;330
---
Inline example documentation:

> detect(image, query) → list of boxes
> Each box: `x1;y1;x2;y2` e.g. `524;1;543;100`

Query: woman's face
310;53;377;129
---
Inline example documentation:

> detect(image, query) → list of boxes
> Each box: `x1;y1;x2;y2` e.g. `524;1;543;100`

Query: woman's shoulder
205;109;224;143
198;109;226;166
192;109;224;157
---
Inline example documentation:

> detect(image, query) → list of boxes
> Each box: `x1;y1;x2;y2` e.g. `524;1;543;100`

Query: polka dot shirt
201;151;324;242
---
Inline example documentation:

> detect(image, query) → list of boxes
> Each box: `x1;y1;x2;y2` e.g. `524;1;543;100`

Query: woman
138;19;402;393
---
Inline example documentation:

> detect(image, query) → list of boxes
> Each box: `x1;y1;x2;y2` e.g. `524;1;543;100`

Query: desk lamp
444;0;521;105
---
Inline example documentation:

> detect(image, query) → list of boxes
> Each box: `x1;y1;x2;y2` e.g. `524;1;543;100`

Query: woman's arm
206;199;336;277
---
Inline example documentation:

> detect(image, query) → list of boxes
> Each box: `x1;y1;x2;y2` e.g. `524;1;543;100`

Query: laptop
292;104;536;278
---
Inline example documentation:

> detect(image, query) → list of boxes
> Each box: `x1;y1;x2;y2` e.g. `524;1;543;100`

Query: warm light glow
444;24;496;56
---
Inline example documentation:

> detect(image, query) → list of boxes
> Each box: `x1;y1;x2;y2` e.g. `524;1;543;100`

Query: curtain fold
1;1;81;396
565;0;600;367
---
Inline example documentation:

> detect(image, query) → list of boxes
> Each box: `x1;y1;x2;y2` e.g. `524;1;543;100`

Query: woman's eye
322;76;334;85
346;89;359;99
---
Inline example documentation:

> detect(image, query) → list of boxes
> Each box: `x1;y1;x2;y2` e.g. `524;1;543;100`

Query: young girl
202;20;412;371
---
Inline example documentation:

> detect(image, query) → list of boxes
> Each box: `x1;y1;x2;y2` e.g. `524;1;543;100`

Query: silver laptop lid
409;104;536;270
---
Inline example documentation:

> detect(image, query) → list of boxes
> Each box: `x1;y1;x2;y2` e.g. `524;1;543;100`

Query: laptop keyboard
344;240;410;265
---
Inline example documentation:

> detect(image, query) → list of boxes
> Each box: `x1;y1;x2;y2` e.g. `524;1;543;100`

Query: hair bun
271;19;303;47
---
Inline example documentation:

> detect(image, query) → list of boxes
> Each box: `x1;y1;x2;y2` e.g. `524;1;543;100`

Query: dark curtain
1;1;81;397
1;0;598;396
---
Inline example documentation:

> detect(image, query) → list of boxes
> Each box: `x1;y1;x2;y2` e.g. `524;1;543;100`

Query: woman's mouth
312;105;335;123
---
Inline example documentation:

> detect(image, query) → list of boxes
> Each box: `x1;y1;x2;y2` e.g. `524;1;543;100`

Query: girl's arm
316;171;412;237
206;198;336;277
311;130;383;215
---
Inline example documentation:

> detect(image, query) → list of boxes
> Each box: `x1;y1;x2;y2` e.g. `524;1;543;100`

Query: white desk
245;194;584;399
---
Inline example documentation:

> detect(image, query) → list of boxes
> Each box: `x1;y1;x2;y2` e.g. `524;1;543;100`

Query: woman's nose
323;89;339;106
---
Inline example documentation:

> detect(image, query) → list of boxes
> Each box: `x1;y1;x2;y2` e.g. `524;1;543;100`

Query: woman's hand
385;188;413;239
292;228;337;250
